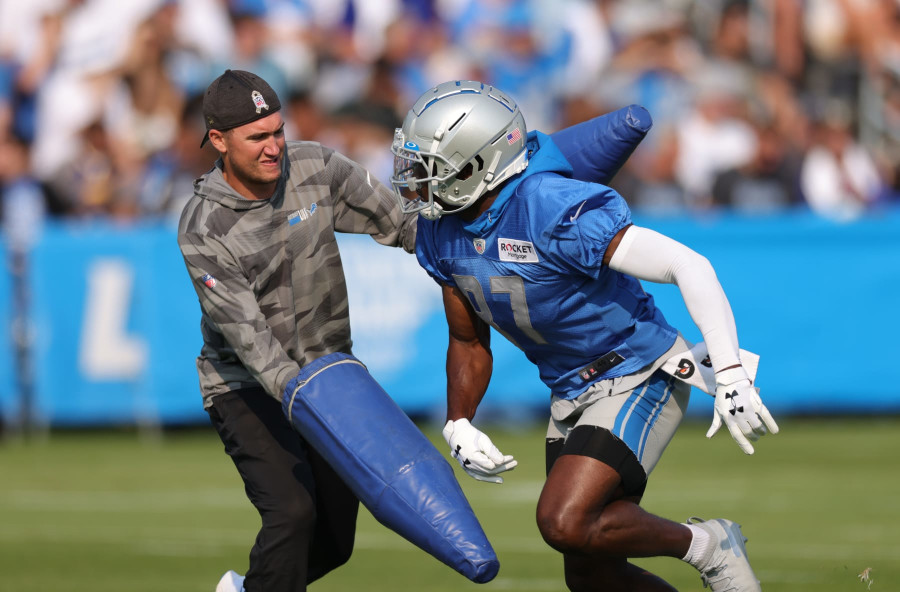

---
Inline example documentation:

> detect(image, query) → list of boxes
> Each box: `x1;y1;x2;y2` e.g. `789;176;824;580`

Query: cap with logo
201;69;281;147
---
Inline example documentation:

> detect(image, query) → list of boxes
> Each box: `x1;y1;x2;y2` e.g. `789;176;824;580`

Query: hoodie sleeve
322;148;418;253
178;229;301;400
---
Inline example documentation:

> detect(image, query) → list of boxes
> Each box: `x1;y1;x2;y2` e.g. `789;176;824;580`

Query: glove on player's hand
442;419;517;484
707;367;779;454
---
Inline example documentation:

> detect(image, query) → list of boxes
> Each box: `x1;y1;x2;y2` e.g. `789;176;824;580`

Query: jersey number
452;274;548;347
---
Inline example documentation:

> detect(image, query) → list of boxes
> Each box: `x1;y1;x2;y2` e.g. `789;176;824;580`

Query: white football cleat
687;518;761;592
215;570;245;592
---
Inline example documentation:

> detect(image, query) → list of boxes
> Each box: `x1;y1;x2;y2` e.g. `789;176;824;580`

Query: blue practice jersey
416;131;677;399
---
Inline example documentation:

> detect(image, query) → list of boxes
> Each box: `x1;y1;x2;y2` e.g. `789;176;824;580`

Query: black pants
207;388;359;592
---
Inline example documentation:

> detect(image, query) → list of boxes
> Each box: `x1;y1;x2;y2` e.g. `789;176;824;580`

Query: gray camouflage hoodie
177;141;417;407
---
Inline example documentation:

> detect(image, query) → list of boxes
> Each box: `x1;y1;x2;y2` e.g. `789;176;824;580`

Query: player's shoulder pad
521;174;620;215
545;182;630;241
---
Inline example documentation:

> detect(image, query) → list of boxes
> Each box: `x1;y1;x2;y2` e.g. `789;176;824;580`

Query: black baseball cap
201;69;281;147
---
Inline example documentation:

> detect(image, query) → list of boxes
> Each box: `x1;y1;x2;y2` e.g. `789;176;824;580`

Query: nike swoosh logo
569;200;587;222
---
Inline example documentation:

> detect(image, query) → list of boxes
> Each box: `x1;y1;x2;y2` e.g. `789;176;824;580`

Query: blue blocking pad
282;352;499;584
551;104;652;185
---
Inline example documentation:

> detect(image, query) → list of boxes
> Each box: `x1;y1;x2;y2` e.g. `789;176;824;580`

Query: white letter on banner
79;259;148;380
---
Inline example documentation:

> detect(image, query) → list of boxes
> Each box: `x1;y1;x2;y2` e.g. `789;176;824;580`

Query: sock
681;523;714;569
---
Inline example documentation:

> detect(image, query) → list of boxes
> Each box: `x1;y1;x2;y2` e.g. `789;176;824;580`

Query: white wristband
716;366;750;386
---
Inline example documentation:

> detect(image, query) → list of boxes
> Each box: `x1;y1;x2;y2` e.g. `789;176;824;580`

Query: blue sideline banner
0;248;14;423
0;210;898;426
8;223;205;426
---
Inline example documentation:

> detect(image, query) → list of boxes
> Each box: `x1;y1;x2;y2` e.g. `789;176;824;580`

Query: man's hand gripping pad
282;352;499;583
550;104;652;184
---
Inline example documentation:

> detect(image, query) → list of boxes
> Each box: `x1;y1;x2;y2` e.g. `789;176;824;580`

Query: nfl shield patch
251;90;269;114
473;238;486;254
201;273;217;288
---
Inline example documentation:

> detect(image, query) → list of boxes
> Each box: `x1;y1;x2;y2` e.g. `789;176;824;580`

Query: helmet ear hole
456;155;484;182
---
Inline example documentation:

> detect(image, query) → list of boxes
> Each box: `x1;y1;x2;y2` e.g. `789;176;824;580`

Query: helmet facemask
391;130;450;220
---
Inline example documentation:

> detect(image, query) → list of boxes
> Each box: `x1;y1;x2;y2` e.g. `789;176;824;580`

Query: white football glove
707;366;779;454
442;418;518;484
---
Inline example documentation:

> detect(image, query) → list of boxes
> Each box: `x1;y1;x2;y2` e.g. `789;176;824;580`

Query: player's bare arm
441;283;518;484
443;283;492;421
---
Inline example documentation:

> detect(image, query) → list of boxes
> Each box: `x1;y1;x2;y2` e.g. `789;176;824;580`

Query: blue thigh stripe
613;376;673;463
637;380;673;462
613;383;648;448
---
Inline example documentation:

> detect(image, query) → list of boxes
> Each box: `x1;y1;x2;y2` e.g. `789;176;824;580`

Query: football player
391;80;779;592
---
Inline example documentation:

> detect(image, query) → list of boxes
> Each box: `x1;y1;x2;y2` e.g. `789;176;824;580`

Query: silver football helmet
391;80;529;220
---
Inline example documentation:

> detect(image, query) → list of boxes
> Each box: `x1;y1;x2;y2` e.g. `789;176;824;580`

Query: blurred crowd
1;0;899;238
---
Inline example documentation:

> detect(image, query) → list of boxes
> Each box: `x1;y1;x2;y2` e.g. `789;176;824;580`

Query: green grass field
1;417;897;591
